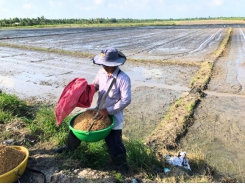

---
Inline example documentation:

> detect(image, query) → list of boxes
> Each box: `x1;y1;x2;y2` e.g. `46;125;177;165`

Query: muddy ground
0;46;198;140
0;25;227;62
0;46;198;182
1;25;245;182
181;27;245;182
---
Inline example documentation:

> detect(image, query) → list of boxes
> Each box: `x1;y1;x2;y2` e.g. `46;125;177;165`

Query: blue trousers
66;129;126;156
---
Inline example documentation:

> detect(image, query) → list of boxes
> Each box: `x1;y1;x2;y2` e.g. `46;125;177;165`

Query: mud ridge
127;58;202;67
0;27;127;40
0;42;94;59
0;41;202;67
144;28;232;152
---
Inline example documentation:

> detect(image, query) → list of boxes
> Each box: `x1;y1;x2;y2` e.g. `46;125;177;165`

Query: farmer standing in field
54;47;131;174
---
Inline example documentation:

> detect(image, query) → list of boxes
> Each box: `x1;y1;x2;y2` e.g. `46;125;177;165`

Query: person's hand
96;109;109;120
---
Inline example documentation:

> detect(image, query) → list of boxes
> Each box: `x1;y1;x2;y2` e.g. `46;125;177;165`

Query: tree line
0;16;244;27
0;16;163;27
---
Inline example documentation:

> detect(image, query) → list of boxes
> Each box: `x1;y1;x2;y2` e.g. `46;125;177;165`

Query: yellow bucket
0;146;29;183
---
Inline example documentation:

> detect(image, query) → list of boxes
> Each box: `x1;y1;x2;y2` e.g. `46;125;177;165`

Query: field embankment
145;28;232;151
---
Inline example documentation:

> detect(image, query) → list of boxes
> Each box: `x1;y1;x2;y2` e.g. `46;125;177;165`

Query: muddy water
180;95;245;182
0;26;226;62
0;47;197;100
209;28;245;95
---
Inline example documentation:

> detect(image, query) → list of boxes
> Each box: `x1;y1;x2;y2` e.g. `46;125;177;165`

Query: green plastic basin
68;112;115;142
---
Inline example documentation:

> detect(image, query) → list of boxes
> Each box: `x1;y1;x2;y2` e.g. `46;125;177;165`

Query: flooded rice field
1;25;245;182
1;25;228;62
0;46;197;139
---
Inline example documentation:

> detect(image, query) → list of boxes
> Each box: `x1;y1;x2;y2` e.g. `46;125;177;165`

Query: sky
0;0;244;20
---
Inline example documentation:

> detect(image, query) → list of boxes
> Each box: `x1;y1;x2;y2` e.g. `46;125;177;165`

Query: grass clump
189;60;213;89
0;90;69;143
211;27;232;58
145;93;199;150
61;139;162;175
28;105;69;142
126;139;162;172
0;90;36;123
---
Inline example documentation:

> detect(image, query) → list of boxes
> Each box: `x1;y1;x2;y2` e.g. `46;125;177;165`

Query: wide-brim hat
92;47;126;67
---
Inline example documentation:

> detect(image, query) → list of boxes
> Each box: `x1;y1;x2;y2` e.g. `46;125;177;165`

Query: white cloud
78;5;96;11
49;0;55;6
174;4;188;12
49;0;64;7
94;0;104;5
211;0;223;6
0;0;8;12
107;0;152;11
107;3;117;8
213;0;223;6
23;3;33;9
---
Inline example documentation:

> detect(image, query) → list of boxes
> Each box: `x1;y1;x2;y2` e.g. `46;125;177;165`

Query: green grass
0;90;239;182
126;139;162;171
28;105;69;142
59;138;162;174
0;110;12;124
0;90;36;123
0;90;162;177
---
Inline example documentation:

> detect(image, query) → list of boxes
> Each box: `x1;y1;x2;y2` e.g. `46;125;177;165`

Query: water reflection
0;76;14;88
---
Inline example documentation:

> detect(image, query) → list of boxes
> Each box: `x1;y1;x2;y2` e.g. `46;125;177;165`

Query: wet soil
0;46;198;133
1;26;245;182
180;28;245;182
180;95;245;182
0;46;197;182
208;28;245;95
0;26;226;62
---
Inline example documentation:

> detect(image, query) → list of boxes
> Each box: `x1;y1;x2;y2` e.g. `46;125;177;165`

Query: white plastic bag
166;152;191;170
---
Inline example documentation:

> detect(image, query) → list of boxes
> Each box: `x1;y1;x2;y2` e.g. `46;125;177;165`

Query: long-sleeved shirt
93;67;131;129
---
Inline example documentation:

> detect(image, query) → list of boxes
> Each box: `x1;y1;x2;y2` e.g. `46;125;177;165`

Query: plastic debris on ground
164;151;191;171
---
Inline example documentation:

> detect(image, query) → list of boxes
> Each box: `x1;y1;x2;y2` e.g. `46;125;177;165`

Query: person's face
102;65;117;74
